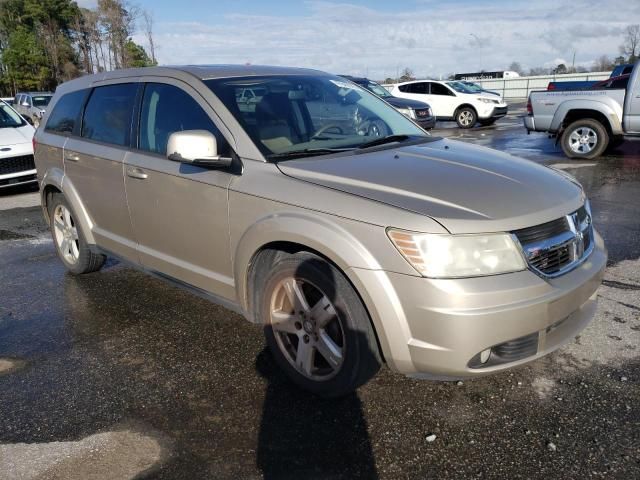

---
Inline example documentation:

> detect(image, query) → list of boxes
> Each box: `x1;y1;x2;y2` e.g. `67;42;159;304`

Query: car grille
0;154;35;175
514;205;593;277
415;108;431;118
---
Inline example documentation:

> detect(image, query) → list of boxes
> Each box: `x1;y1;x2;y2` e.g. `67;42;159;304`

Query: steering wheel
312;124;344;139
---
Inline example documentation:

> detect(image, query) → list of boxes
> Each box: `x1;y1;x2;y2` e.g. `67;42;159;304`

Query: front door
124;81;236;299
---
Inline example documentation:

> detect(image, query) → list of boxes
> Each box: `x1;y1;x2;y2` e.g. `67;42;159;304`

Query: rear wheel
560;119;608;160
258;252;381;397
49;193;105;274
455;107;477;129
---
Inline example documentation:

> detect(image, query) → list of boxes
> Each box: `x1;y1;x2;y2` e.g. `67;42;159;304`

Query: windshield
32;95;52;108
446;81;477;94
0;102;26;128
205;75;427;158
364;81;393;98
460;82;483;93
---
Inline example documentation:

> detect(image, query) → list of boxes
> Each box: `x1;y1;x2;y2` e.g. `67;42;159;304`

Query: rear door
123;80;235;299
63;81;140;261
427;82;458;118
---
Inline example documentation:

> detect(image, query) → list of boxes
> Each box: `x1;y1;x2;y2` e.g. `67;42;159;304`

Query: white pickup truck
524;62;640;159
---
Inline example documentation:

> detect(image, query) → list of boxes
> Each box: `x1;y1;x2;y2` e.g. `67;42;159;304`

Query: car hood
277;138;584;234
0;124;35;147
384;96;431;110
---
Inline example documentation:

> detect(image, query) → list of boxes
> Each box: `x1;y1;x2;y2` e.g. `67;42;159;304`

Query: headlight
396;107;416;119
388;229;526;278
477;98;499;104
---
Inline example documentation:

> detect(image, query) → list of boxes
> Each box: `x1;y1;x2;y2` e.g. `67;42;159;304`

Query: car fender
41;170;96;245
233;211;413;372
550;99;623;134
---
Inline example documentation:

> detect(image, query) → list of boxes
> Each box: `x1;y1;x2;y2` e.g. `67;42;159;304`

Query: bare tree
508;62;524;75
592;55;612;72
142;9;156;65
399;67;415;82
619;24;640;62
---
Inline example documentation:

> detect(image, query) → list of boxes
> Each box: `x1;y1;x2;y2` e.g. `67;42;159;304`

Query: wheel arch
234;212;383;320
455;103;478;116
551;101;623;135
41;171;96;244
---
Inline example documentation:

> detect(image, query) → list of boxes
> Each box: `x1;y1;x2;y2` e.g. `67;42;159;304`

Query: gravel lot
1;108;638;479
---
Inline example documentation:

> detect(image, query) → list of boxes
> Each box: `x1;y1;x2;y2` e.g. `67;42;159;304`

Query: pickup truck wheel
455;107;476;129
48;193;106;274
561;119;608;159
259;252;381;397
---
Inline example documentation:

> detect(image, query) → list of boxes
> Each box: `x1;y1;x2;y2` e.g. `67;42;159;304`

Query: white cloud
148;0;639;79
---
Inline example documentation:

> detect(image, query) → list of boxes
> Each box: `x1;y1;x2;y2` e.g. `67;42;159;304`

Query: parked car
35;65;605;397
14;91;53;128
458;81;501;98
0;100;36;189
546;66;633;91
390;80;508;128
525;62;639;159
546;80;597;91
610;64;633;78
340;75;436;130
591;74;630;90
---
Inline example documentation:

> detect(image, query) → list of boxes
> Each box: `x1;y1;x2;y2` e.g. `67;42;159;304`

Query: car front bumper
349;229;606;378
416;116;436;130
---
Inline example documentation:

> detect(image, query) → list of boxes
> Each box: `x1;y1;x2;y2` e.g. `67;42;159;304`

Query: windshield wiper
267;147;354;161
357;134;410;150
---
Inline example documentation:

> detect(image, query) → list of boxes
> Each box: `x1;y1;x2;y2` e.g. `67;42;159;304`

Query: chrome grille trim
513;205;594;278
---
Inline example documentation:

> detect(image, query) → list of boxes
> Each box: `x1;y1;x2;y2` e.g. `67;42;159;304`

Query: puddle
0;230;34;241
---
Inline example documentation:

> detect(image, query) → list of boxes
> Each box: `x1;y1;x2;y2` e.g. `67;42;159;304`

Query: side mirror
166;130;232;168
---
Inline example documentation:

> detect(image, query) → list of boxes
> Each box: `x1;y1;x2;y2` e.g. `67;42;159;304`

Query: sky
77;0;639;79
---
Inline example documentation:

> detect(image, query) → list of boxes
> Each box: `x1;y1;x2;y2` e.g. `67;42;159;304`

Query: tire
455;107;477;129
478;118;497;126
48;193;105;274
560;119;609;160
258;252;381;397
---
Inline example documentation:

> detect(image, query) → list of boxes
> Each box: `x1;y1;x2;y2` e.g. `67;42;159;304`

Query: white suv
390;80;508;128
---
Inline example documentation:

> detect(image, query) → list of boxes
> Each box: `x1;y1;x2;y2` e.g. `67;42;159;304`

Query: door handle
126;167;148;180
65;154;80;162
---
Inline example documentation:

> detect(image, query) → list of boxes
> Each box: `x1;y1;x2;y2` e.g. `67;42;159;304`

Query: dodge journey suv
34;65;606;397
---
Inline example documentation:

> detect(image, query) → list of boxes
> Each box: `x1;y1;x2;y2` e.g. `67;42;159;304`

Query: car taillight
32;136;37;154
526;98;533;116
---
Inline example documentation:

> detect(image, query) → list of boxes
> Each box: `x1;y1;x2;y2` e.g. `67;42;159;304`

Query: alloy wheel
568;126;598;154
458;110;474;127
269;276;345;381
53;204;80;264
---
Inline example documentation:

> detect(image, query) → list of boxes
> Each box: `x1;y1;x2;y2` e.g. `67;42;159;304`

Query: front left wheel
258;252;381;397
456;107;477;129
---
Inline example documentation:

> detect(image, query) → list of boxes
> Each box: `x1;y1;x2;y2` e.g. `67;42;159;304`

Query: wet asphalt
0;109;639;479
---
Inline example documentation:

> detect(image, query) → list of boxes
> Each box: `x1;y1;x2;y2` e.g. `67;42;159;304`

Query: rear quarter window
82;83;138;146
45;90;88;134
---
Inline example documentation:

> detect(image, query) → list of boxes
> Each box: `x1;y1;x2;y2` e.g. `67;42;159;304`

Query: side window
139;83;228;156
25;95;32;106
15;94;23;106
407;83;428;94
82;83;138;147
430;83;454;96
45;90;87;134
